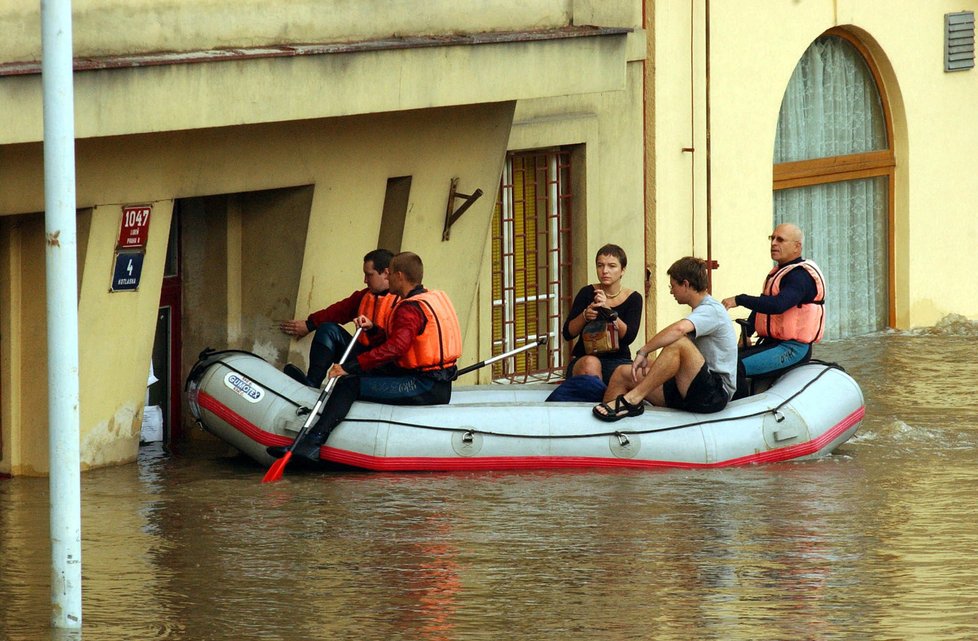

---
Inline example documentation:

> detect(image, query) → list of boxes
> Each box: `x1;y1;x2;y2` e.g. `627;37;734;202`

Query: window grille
491;149;573;382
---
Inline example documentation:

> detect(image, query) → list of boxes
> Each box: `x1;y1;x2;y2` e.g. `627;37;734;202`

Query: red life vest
394;290;463;372
356;292;399;346
755;260;826;344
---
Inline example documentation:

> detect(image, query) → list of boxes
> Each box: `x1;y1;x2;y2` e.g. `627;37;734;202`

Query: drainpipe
42;0;83;629
705;0;716;290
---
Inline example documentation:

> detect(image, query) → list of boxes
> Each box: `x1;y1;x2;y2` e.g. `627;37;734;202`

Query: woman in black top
562;244;643;384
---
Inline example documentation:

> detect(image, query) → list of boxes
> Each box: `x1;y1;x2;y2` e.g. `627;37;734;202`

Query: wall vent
946;11;975;72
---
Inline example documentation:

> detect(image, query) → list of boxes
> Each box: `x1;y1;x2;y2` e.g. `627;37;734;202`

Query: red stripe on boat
196;391;864;471
197;391;293;447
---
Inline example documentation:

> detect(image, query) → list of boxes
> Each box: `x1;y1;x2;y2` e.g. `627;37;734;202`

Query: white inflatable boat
186;350;864;472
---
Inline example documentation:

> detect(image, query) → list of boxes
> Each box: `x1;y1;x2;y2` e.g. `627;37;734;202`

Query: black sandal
592;394;645;422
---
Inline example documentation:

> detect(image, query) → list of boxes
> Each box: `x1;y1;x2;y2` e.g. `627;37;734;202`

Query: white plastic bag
141;405;163;443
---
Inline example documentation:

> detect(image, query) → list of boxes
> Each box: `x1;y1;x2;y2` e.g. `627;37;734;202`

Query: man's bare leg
602;364;636;403
596;337;706;415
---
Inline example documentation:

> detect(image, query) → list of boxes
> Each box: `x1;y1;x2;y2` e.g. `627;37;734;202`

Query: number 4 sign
110;251;145;292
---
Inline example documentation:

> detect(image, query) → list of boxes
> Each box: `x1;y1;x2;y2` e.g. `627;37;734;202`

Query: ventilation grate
946;11;975;72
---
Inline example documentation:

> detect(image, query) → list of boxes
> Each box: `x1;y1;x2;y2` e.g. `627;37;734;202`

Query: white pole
41;0;83;629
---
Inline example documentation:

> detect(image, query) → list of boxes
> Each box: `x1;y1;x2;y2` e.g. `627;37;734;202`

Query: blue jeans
357;374;452;405
307;323;364;387
740;339;811;377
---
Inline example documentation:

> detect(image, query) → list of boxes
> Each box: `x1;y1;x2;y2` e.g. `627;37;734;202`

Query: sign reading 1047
117;204;152;250
110;204;151;292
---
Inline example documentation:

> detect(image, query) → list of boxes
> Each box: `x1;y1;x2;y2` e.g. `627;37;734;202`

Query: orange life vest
755;260;826;344
356;291;399;346
394;290;463;372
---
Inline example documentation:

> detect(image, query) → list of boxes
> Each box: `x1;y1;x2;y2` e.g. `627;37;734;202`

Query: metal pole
41;0;82;629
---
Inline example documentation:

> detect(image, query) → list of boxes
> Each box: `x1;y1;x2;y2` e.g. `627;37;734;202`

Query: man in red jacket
327;251;462;405
279;248;397;387
268;251;462;462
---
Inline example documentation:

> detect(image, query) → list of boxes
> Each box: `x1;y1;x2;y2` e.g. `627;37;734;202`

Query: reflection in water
2;330;978;640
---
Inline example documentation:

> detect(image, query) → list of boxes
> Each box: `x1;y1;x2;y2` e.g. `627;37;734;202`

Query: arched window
773;30;894;339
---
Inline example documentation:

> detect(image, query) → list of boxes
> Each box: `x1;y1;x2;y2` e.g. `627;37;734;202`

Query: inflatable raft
186;350;864;472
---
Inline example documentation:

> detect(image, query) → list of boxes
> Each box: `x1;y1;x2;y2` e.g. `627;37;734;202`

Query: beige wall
6;0;975;478
0;103;515;474
1;215;48;475
1;6;632;147
3;0;575;62
3;0;642;62
476;57;648;377
651;0;978;332
77;202;173;471
0;0;644;475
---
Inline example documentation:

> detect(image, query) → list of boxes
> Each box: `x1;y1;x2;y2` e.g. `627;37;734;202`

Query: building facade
0;1;646;475
648;1;978;339
2;1;976;476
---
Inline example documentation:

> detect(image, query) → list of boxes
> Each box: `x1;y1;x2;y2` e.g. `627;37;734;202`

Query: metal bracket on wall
442;177;483;241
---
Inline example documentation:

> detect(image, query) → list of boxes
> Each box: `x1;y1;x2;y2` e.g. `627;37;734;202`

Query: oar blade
261;451;292;483
259;326;361;484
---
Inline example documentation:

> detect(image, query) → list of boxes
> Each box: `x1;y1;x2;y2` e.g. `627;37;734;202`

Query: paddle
261;327;363;483
454;335;548;379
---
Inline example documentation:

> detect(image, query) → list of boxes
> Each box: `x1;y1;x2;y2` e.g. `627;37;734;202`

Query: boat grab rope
341;360;850;440
187;349;314;413
191;350;851;440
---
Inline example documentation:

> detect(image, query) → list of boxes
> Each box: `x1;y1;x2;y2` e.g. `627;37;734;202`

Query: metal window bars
491;149;573;382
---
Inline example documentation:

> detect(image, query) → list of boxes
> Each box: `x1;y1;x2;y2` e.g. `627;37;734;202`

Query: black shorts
662;362;729;413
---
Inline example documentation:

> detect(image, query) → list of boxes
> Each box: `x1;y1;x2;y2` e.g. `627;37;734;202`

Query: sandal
592;394;645;422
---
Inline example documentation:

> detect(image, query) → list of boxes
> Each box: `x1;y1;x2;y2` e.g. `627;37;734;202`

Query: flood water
2;322;978;641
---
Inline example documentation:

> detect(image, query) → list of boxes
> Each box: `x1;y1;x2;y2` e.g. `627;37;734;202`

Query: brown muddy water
2;324;978;641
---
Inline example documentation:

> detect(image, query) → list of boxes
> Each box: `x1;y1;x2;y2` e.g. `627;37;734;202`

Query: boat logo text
224;372;265;403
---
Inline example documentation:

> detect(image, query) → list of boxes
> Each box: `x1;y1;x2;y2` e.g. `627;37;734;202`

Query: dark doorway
150;203;182;443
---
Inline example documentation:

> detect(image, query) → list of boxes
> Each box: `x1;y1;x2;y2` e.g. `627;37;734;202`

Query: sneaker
283;363;310;386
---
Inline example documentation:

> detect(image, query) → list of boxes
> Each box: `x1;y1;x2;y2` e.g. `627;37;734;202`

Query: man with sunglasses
721;223;826;397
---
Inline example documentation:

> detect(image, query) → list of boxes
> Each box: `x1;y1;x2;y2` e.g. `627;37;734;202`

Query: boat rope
342;361;849;440
187;349;313;413
191;350;849;440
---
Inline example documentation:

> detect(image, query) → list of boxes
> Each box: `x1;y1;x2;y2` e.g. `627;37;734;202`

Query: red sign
117;205;152;249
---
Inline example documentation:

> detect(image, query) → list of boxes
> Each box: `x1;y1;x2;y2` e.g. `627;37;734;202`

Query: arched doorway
773;29;895;339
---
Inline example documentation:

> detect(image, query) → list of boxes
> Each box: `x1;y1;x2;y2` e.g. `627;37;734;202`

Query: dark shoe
592;394;645;422
291;438;323;462
283;363;311;386
266;441;321;461
266;445;289;458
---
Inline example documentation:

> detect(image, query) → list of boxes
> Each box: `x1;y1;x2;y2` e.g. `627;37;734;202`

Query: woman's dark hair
595;244;627;269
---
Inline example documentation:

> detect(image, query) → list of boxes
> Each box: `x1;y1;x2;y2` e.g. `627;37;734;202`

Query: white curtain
774;36;889;339
775;36;886;162
774;178;888;338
